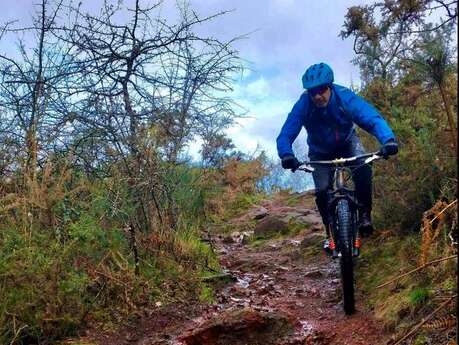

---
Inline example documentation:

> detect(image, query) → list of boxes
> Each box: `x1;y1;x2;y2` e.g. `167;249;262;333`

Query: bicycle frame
298;151;382;257
297;151;383;314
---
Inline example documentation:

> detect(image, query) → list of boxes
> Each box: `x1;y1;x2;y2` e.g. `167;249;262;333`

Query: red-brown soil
72;193;390;345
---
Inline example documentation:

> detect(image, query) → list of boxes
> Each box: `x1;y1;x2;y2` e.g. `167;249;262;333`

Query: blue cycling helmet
302;62;334;89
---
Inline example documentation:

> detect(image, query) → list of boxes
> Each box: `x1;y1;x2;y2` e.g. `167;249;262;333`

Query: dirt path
79;193;390;345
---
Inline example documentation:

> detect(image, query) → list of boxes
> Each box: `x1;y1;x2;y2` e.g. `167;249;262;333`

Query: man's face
309;85;331;108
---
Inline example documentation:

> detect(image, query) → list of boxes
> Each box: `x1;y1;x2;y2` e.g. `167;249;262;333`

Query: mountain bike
297;151;383;315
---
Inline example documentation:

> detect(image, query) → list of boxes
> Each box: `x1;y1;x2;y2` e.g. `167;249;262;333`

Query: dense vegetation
342;1;457;343
0;155;266;343
0;0;456;344
0;1;267;343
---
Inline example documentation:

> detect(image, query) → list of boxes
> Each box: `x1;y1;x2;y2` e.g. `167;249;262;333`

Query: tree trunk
26;0;47;179
25;127;38;179
128;223;140;275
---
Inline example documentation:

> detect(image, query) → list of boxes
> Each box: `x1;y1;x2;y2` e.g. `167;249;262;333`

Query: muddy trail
82;191;390;345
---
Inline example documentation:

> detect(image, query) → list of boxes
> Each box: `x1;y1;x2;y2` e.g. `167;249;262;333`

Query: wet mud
78;195;390;345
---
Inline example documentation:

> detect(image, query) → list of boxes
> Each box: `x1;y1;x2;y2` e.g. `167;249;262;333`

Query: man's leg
347;135;374;236
312;164;333;226
354;164;373;235
311;164;334;252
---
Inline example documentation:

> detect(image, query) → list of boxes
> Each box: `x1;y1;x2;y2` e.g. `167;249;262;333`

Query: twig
376;254;457;289
393;295;456;345
427;199;457;226
9;324;28;345
94;269;129;287
416;199;458;241
110;249;129;271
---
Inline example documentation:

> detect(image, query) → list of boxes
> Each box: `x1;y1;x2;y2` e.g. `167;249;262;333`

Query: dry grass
0;160;88;232
419;199;457;265
359;197;457;344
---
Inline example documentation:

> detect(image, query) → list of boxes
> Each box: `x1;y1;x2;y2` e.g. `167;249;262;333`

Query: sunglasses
309;85;329;96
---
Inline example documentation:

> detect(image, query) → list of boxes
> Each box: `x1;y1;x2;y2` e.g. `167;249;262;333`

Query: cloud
183;0;375;159
227;73;302;159
245;77;270;99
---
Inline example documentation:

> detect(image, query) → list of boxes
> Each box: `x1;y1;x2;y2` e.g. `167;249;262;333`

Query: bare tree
0;0;80;179
0;0;245;251
64;0;241;159
156;28;242;163
54;0;244;234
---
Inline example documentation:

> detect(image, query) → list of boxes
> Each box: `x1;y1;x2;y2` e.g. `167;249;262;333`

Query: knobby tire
336;199;355;315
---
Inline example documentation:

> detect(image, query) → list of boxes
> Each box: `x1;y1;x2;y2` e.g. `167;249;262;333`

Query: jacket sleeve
276;94;307;159
341;89;395;145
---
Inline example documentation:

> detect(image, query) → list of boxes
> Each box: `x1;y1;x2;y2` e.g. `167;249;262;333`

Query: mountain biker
276;62;398;253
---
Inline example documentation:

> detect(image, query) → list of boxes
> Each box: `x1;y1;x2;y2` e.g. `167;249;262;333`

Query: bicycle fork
327;196;361;258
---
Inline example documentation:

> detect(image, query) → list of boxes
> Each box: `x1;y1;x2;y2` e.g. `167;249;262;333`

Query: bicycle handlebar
297;151;383;173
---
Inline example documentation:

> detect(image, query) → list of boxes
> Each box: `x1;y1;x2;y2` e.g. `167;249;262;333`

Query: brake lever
297;163;315;173
364;154;382;164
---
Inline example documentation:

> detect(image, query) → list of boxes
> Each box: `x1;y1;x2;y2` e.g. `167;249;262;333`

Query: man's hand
281;155;300;171
379;140;399;159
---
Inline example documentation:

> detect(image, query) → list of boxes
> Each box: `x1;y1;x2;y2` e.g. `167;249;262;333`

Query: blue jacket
276;84;395;158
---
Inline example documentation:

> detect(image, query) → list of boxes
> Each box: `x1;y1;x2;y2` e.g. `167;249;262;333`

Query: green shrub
409;287;430;307
0;229;91;343
168;165;207;227
359;73;457;232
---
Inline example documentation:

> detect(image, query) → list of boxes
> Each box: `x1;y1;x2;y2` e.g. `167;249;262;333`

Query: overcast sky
183;0;373;160
0;0;373;161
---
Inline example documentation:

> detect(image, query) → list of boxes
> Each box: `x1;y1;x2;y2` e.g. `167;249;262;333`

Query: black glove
281;155;300;171
379;140;399;159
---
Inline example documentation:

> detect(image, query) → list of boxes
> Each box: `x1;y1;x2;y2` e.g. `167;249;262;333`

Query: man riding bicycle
276;62;398;253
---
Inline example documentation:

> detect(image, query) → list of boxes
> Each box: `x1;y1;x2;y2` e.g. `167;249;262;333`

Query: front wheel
336;199;355;315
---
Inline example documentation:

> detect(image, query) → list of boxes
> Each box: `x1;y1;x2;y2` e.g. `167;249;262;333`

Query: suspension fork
327;166;361;256
335;166;347;189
